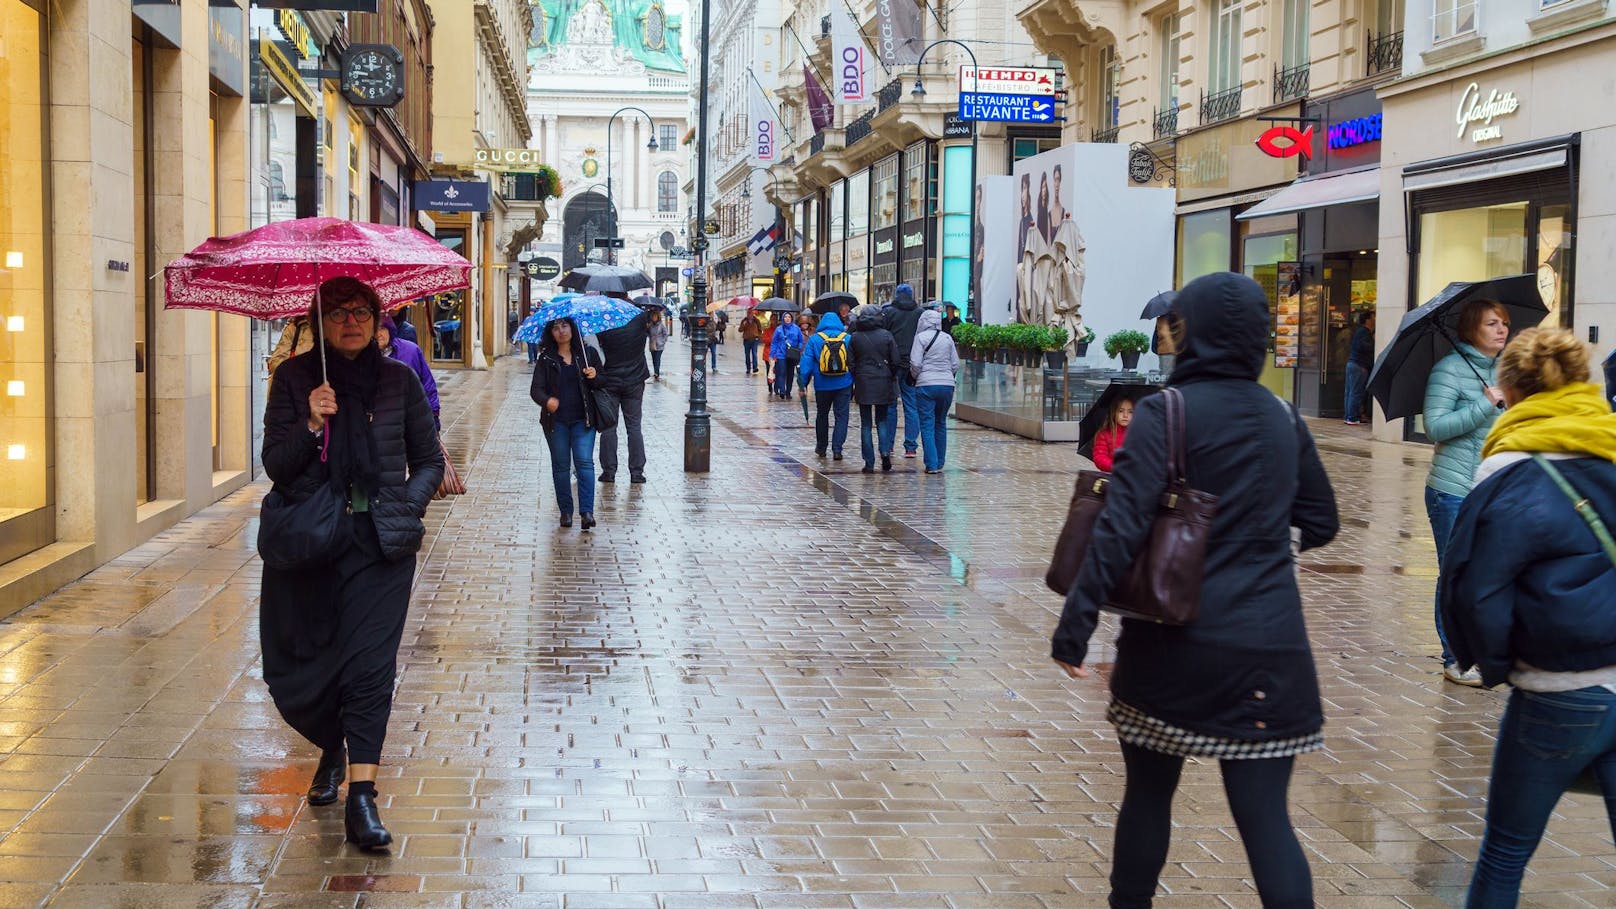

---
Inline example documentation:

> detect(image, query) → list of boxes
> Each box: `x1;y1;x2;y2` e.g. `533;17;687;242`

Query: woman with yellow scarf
1439;327;1616;909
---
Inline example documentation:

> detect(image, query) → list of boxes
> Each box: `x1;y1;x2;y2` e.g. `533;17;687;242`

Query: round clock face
344;48;400;106
1537;264;1558;308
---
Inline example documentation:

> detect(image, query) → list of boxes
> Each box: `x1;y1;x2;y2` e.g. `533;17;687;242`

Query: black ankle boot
306;747;345;806
344;786;392;850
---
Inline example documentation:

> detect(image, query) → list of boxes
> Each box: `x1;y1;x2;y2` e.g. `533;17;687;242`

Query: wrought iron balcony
846;109;875;146
1273;62;1310;104
820;14;830;36
1367;29;1404;76
811;132;826;155
877;79;904;113
501;173;550;202
1152;107;1178;140
1200;86;1242;126
1091;124;1121;144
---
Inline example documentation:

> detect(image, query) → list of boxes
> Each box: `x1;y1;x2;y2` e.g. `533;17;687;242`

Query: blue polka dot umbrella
513;294;645;343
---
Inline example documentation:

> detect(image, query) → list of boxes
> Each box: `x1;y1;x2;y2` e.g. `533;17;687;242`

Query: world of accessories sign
1456;82;1519;143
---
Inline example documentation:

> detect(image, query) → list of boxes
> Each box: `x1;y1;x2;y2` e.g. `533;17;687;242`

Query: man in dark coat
594;311;651;483
881;283;924;458
848;304;901;472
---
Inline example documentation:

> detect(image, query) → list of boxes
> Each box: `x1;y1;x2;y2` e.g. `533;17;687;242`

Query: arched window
657;171;678;212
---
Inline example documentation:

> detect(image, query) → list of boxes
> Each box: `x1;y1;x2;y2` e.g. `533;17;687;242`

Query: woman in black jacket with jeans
529;318;605;529
848;304;901;473
261;277;443;850
1052;272;1338;909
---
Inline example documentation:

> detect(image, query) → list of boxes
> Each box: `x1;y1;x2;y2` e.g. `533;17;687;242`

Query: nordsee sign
1327;113;1382;149
1456;82;1519;143
958;92;1057;123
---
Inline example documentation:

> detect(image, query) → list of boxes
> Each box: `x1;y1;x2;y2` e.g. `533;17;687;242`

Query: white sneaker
1443;664;1485;687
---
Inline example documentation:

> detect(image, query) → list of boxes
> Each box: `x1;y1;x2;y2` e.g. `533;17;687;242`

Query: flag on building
875;0;924;66
830;2;869;103
747;224;782;257
804;63;835;131
752;83;776;162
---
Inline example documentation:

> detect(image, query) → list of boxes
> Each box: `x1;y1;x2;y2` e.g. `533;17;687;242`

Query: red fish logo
1255;125;1315;159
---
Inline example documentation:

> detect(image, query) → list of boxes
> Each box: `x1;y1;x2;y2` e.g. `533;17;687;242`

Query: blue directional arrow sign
958;92;1058;123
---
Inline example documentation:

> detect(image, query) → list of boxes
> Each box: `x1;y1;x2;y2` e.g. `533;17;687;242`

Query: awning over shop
1237;168;1381;220
1402;146;1569;193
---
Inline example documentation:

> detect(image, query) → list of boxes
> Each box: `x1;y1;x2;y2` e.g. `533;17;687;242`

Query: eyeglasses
324;306;374;323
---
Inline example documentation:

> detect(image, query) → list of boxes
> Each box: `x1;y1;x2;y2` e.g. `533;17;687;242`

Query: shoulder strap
290;320;304;352
923;329;943;354
1532;455;1616;565
1162;387;1187;485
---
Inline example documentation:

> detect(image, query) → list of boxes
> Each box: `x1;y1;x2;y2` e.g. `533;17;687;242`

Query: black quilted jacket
263;349;444;561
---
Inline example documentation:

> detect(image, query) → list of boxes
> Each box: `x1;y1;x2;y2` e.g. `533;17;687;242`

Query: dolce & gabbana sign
1456;82;1520;143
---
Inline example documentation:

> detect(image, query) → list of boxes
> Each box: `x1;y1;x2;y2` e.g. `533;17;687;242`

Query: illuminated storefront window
0;0;52;563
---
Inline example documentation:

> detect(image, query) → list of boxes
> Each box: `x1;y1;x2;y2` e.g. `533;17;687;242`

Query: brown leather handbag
1044;387;1218;625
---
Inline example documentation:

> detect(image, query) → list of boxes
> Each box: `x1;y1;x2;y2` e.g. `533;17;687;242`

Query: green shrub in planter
1103;329;1151;358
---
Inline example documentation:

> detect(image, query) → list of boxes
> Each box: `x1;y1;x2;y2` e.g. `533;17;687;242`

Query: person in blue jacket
768;314;806;399
1439;327;1616;909
798;311;855;459
1422;298;1510;687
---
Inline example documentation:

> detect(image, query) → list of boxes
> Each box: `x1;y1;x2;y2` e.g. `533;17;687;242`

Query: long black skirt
259;513;414;764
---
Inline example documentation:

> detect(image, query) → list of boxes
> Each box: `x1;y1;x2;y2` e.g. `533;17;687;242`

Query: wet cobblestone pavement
2;349;1612;908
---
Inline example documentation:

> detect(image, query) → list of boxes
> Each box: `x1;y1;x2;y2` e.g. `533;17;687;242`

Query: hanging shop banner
414;179;492;213
874;0;923;66
959;66;1059;96
259;36;318;118
273;7;319;60
752;83;776;163
804;63;835;131
1274;261;1302;368
831;3;869;103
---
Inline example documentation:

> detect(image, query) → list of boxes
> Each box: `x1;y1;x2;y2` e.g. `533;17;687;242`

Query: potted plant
1041;326;1070;370
1104;329;1151;371
950;323;980;360
1073;325;1095;358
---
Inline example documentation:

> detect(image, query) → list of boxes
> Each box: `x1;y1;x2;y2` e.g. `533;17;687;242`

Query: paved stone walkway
0;345;1610;909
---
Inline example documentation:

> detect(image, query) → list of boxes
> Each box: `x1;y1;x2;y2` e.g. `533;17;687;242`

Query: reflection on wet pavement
0;353;1608;907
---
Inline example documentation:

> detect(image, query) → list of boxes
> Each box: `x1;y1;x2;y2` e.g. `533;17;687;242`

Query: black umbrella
1367;274;1548;420
755;297;800;313
1078;383;1161;458
811;291;858;315
559;264;653;294
1140;291;1177;319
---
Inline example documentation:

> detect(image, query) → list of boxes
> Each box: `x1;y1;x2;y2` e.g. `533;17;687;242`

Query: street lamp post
606;106;660;266
912;40;978;322
684;0;714;472
740;165;787;298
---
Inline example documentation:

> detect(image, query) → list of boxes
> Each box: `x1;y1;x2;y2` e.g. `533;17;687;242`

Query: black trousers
598;382;646;475
260;513;414;765
1110;742;1313;909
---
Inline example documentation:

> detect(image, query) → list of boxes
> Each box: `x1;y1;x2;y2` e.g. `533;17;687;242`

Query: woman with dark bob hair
261;276;443;849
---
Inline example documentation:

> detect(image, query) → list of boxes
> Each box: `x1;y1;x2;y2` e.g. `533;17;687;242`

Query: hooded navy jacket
1051;272;1339;743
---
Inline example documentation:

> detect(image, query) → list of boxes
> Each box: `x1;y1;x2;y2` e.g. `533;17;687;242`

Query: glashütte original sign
1456;82;1519;143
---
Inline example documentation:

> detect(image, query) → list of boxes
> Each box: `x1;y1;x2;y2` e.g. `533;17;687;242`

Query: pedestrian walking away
1436;327;1616;909
1051;271;1340;909
647;308;670;380
529;317;605;530
798;311;854;459
259;277;444;851
848;304;901;473
882;283;925;457
1424;298;1510;686
740;310;763;375
1344;311;1375;424
594;310;652;484
770;315;806;399
267;316;315;383
909;308;959;474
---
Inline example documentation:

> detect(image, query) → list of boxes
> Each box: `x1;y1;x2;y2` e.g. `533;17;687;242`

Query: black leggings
1110;743;1313;909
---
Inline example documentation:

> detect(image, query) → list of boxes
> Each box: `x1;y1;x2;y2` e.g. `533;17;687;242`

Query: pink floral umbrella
163;217;471;320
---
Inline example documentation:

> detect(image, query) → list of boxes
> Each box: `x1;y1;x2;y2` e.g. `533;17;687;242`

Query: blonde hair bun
1497;327;1590;398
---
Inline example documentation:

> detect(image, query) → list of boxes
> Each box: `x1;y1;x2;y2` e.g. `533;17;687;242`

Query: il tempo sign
958;66;1058;96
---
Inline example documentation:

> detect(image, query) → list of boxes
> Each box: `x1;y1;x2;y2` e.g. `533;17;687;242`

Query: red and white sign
958;66;1058;97
1255;124;1315;160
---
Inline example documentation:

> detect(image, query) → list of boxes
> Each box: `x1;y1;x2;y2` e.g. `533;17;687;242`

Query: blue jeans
710;339;719;368
916;384;954;470
545;420;596;516
650;348;663;377
1425;486;1464;666
1467;687;1616;908
859;403;894;468
814;386;852;455
883;374;920;454
775;354;799;397
527;341;540;365
744;339;760;372
1344;361;1369;422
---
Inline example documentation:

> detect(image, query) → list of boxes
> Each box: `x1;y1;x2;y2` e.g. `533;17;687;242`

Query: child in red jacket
1092;397;1134;472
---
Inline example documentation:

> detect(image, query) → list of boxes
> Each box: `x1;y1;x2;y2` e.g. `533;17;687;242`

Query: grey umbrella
559;265;654;294
755;297;800;313
1140;291;1177;319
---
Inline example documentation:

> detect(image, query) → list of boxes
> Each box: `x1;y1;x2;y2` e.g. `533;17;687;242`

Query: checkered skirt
1107;699;1323;760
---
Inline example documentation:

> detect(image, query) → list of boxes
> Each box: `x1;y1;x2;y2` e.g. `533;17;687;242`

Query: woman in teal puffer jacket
1423;298;1510;686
